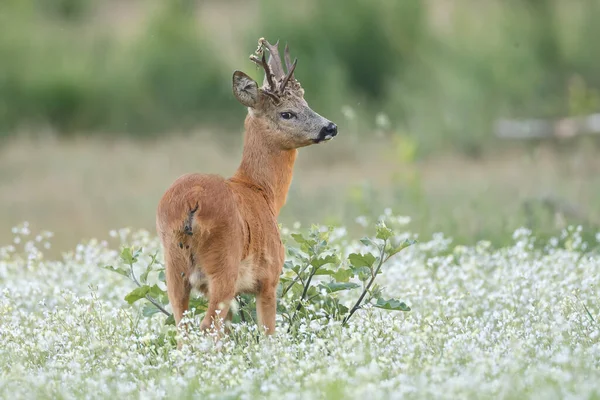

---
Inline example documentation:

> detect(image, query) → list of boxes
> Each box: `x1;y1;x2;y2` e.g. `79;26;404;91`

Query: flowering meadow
1;215;599;399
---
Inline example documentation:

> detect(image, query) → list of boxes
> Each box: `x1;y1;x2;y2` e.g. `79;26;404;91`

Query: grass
0;219;598;399
1;132;599;255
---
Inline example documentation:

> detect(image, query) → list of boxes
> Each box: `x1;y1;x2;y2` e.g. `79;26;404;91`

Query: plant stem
145;295;171;317
287;261;320;332
129;261;172;318
281;256;313;297
342;240;387;327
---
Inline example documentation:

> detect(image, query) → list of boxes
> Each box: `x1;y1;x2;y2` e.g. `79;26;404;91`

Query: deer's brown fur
156;38;337;343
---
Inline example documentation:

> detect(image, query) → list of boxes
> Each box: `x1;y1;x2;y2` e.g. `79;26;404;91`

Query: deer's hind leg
200;273;237;334
164;242;192;331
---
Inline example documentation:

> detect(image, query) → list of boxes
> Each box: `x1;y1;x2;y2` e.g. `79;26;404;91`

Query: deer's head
232;38;337;149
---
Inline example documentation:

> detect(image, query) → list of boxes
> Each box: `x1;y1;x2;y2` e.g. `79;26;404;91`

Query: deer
156;38;338;344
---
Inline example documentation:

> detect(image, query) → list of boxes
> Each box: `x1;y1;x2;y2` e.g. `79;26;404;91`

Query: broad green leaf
189;297;208;312
374;298;411;311
360;237;377;247
319;282;360;293
306;286;318;298
283;260;294;270
337;303;349;315
291;233;309;246
124;285;151;304
147;284;168;304
120;247;135;265
164;314;175;326
370;283;383;300
313;269;334;277
290;282;305;298
102;265;129;277
311;254;338;269
357;267;371;282
348;252;376;269
133;248;143;259
147;284;165;297
142;304;161;317
376;222;394;240
140;268;150;285
280;269;296;280
158;271;166;282
388;239;417;257
287;247;308;262
332;267;353;282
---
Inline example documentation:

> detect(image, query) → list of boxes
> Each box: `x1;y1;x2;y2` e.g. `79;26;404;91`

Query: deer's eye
280;112;296;120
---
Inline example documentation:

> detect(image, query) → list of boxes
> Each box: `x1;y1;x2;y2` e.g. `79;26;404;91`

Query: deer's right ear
233;71;260;108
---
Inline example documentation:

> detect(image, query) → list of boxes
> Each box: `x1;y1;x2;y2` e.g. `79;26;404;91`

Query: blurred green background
1;0;599;252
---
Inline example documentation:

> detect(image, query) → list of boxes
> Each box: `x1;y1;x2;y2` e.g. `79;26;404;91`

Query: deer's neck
232;115;297;215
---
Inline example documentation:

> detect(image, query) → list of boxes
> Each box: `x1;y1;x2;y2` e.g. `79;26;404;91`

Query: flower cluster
0;221;598;399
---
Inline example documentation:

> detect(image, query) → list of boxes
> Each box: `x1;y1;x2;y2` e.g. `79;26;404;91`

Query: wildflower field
1;214;599;400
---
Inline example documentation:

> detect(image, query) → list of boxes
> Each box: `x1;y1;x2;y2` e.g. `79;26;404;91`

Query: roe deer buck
156;38;338;341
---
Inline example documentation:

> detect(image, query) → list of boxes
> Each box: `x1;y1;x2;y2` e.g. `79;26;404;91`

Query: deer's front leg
256;281;278;335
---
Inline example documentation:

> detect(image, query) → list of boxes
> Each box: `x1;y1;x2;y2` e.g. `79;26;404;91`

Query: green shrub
104;220;415;338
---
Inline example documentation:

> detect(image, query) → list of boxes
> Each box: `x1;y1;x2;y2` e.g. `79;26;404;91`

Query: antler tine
250;52;277;93
284;43;295;79
280;58;297;93
262;39;285;78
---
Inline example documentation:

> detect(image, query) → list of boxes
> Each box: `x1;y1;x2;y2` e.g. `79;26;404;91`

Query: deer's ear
233;70;260;108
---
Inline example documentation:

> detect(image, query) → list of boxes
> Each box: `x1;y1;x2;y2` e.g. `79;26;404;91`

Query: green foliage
102;221;415;334
375;298;411;312
0;1;237;137
3;0;600;156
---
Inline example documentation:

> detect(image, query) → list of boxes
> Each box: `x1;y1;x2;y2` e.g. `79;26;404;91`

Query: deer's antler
251;37;299;96
262;39;285;79
280;57;297;94
284;43;295;80
250;50;277;93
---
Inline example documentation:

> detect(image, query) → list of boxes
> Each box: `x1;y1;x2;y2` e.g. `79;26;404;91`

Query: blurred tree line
0;0;599;155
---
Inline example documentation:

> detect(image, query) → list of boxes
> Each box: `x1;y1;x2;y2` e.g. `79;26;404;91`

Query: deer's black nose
320;122;338;137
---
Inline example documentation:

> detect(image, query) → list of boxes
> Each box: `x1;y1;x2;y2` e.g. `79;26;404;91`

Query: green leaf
142;304;161;317
291;233;309;246
376;222;394;240
280;269;296;281
370;283;383;300
102;265;129;277
133;248;143;259
348;252;376;269
287;247;308;262
319;282;360;293
360;237;377;247
357;267;371;282
140;269;150;285
313;264;352;281
283;260;294;270
313;267;335;276
388;239;417;257
165;314;175;326
311;254;338;269
337;303;349;315
147;284;167;304
120;247;136;265
374;298;411;311
158;271;166;282
332;267;353;282
124;285;151;304
189;297;208;312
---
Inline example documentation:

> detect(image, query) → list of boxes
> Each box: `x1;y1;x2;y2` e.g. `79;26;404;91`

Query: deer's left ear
232;71;260;108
